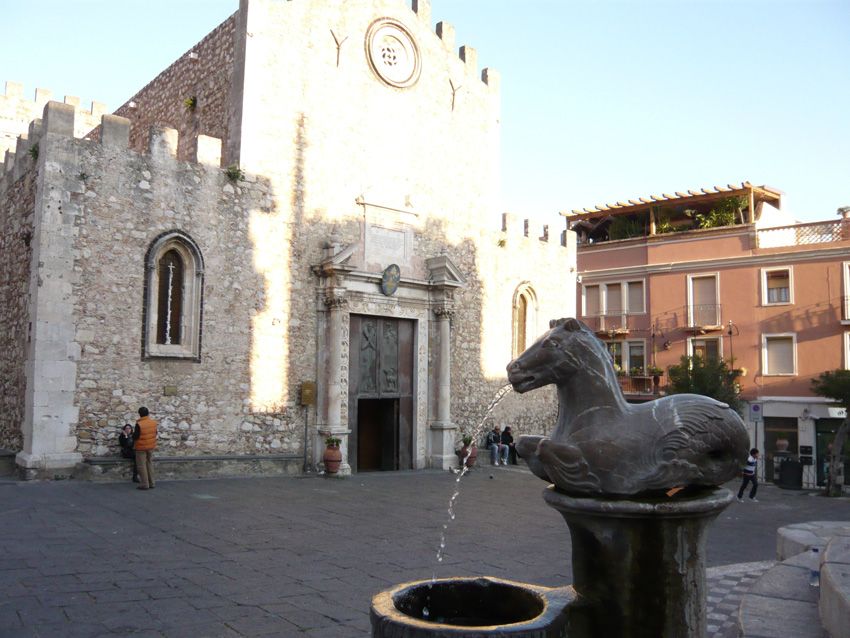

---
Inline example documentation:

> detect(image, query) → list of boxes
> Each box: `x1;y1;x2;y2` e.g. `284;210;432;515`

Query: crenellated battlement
502;213;570;248
0;81;106;159
409;0;497;90
0;101;225;198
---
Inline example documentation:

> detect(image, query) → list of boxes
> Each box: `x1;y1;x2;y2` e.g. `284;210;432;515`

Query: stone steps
76;453;305;481
739;521;850;638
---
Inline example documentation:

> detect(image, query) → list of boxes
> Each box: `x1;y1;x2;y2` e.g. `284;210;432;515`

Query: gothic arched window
144;232;203;359
513;283;538;357
157;249;184;345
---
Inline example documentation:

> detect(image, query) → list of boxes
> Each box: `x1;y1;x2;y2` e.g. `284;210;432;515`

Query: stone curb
740;521;850;638
820;532;850;638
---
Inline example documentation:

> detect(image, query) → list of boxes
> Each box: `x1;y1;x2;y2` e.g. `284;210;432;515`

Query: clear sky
3;0;848;223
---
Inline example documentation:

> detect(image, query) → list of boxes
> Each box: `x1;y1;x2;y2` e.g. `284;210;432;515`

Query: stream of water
423;383;514;620
435;383;514;564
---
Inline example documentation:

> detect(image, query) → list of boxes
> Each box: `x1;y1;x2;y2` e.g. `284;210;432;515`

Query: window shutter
627;281;644;313
606;284;622;315
585;286;600;316
766;337;794;374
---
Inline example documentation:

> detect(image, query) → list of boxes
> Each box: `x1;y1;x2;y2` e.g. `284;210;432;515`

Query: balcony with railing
580;312;645;337
756;219;850;248
616;371;666;400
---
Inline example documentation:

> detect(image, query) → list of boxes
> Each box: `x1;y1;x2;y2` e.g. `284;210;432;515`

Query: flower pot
457;444;477;469
775;438;790;453
323;444;343;474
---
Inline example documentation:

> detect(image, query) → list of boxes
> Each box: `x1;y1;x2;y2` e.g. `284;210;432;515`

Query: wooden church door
348;316;414;472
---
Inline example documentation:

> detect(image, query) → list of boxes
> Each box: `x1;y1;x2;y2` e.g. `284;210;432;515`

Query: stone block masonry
0;81;105;158
0;130;37;453
1;0;578;478
109;13;237;163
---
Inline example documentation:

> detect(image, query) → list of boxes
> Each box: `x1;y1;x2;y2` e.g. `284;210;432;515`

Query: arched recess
142;230;204;360
512;282;539;357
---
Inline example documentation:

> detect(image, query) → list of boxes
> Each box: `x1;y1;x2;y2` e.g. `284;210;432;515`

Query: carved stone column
320;291;351;476
429;303;458;469
425;254;465;471
312;237;356;476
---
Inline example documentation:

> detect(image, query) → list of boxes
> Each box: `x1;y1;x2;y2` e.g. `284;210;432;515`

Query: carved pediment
426;255;465;287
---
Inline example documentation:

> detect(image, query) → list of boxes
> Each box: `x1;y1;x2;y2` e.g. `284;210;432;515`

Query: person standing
118;424;139;483
737;448;759;502
133;407;158;490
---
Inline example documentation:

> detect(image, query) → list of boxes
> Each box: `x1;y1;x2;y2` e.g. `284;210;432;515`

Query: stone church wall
109;14;237;163
3;0;576;474
30;113;308;459
0;140;37;451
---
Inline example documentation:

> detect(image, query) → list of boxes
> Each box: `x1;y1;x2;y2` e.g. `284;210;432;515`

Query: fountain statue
371;318;749;637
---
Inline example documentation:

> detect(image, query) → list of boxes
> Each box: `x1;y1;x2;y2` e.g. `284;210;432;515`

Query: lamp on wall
727;320;739;365
800;408;812;422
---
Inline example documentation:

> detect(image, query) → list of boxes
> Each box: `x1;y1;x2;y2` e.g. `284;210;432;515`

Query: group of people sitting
485;424;517;466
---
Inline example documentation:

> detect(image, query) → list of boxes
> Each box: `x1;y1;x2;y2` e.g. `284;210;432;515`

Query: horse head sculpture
508;318;621;397
507;318;749;497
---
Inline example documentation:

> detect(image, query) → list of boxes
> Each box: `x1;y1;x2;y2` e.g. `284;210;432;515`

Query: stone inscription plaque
366;225;408;266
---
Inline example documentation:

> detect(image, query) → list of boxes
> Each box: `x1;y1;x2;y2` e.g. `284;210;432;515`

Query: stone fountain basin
370;576;575;637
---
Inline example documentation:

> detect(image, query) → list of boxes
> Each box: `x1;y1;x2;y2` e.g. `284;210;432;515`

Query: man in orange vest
133;406;158;490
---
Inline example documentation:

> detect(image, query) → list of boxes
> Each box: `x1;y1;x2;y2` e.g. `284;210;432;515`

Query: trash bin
778;459;803;490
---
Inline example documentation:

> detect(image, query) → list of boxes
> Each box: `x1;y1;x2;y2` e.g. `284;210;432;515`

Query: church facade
0;0;576;479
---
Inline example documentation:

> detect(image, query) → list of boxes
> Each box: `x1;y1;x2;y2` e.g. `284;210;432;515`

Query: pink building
567;182;850;488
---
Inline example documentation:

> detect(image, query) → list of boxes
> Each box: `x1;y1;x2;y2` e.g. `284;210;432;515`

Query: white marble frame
314;278;432;471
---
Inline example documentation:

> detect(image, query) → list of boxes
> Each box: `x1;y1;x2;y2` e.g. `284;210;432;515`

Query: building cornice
579;245;850;281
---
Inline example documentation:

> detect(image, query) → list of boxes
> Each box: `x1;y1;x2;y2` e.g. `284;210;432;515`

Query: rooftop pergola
562;182;783;241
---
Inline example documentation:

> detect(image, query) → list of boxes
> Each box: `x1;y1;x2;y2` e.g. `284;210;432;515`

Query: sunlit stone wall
3;0;577;472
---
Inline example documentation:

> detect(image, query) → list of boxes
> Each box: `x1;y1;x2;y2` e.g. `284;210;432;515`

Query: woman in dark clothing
501;426;518;465
119;424;139;483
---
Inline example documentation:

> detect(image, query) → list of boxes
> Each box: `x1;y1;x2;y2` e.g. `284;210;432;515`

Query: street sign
749;402;763;422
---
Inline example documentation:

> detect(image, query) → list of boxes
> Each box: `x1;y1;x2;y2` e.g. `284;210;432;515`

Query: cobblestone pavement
0;466;845;637
706;561;774;638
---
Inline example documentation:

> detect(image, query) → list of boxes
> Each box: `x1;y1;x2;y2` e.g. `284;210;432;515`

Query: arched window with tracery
157;249;184;345
513;283;538;357
144;231;204;360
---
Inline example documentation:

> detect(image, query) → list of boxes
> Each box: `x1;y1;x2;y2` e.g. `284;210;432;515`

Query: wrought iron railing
756;220;848;248
618;375;659;395
580;313;644;334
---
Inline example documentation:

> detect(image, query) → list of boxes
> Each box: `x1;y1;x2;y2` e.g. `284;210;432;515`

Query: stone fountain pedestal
370;487;732;637
545;486;733;638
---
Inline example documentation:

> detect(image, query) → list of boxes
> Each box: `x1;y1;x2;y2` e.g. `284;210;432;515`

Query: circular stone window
365;18;421;88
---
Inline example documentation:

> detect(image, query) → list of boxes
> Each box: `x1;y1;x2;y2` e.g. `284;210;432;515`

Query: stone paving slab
705;561;774;638
1;468;848;636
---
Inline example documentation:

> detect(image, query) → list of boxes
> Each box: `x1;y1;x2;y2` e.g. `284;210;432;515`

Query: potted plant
457;434;478;469
648;365;664;391
323;436;342;474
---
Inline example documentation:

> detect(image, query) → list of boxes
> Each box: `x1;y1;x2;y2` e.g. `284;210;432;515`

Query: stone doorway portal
348;315;414;472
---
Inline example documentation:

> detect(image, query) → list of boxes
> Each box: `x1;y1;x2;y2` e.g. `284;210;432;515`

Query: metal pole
302;405;310;473
727;320;734;365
